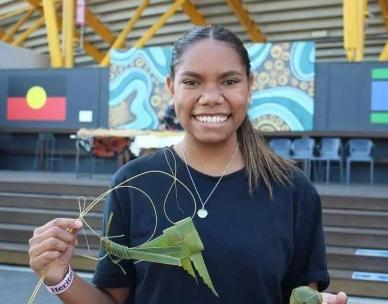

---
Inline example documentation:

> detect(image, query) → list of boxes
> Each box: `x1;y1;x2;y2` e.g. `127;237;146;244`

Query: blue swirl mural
290;42;315;81
109;42;315;131
109;47;171;129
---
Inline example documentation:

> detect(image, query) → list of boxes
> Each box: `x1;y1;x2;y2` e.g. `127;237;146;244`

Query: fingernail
73;219;82;228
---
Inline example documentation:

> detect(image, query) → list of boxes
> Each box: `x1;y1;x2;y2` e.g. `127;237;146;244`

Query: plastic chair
316;138;343;183
268;138;292;159
33;133;62;171
291;138;316;178
346;139;374;185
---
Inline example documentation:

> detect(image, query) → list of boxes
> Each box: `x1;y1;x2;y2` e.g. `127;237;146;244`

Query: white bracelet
44;265;75;295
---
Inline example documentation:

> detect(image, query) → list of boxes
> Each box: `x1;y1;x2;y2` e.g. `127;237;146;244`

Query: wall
0;42;50;69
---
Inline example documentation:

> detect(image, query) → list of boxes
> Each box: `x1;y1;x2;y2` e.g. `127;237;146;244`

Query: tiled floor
0;264;92;304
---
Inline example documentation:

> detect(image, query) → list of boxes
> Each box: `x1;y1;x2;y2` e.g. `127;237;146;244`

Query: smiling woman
167;39;250;149
28;25;347;304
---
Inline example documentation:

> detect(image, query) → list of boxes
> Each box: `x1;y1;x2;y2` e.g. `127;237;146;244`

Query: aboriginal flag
7;75;67;121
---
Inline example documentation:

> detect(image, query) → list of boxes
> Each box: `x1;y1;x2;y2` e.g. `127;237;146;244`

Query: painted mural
109;42;315;131
248;42;315;131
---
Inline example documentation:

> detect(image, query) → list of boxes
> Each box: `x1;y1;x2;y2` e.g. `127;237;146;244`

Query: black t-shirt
92;147;330;304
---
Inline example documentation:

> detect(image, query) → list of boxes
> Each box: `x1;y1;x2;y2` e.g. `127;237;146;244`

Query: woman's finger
29;250;62;272
30;222;82;248
321;292;348;304
29;237;70;258
33;218;82;235
336;292;348;304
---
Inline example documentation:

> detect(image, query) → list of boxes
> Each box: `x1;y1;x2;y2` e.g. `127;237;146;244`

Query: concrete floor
1;264;387;304
0;264;92;304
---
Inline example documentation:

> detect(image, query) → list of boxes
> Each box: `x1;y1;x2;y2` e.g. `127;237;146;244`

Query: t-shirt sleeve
283;171;330;299
91;177;136;289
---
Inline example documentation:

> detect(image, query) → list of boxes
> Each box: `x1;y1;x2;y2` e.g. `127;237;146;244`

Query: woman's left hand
321;291;348;304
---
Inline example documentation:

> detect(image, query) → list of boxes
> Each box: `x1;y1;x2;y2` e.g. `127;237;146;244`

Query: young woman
29;25;347;304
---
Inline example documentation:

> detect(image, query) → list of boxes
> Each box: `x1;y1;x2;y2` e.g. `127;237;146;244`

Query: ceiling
1;0;388;66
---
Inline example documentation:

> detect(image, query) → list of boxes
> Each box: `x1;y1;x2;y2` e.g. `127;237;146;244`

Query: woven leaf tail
190;253;218;297
181;257;198;283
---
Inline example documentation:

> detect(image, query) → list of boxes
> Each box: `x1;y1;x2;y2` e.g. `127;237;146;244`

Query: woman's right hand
28;218;83;285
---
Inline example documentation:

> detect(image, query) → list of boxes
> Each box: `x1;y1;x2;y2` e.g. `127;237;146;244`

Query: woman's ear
166;76;175;107
248;73;254;101
166;76;174;96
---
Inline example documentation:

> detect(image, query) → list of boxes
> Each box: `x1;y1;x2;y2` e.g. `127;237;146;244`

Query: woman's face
167;39;253;146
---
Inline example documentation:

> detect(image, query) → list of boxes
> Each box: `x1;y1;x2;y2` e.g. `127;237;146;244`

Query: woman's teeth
195;115;228;124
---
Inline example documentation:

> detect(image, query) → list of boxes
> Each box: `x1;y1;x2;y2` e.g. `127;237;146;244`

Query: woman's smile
193;114;230;125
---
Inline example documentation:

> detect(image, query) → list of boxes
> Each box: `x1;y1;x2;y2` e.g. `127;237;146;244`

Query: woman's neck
175;136;244;176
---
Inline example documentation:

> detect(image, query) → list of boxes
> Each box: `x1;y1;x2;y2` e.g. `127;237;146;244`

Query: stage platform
0;170;387;300
0;170;387;196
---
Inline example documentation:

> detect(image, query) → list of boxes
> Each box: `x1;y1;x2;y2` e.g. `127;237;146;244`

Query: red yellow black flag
7;76;67;121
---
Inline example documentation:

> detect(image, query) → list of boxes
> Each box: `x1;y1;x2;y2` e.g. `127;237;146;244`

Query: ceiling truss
378;0;388;60
0;0;265;68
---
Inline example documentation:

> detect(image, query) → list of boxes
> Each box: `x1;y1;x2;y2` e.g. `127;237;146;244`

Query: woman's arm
57;275;130;304
29;218;132;304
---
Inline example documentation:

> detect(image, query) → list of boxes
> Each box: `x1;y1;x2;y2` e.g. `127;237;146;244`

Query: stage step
0;222;101;249
0;192;104;212
323;208;388;229
327;246;388;273
321;195;388;211
324;226;388;249
328;269;388;299
0;180;108;196
0;206;102;228
0;241;97;271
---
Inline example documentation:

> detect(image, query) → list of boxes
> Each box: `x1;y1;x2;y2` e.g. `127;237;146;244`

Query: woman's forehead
175;39;245;74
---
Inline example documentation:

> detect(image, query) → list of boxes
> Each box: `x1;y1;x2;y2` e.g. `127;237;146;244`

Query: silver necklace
181;144;240;219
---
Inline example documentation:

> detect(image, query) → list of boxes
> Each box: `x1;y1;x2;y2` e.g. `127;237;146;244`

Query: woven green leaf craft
102;214;218;297
290;286;322;304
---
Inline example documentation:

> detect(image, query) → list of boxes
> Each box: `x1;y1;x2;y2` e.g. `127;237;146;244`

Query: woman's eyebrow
180;71;243;78
220;71;244;78
180;71;202;78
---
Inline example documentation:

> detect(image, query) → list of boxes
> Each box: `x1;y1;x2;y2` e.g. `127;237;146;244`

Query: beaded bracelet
44;265;75;295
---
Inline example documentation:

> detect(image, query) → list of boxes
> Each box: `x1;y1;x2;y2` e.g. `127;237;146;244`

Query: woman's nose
198;86;224;105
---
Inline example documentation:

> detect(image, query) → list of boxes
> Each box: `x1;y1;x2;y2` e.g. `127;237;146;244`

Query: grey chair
33;133;63;171
316;137;343;183
268;138;292;159
345;139;374;185
291;138;316;178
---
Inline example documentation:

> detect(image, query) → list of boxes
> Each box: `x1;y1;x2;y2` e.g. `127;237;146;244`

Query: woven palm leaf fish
290;286;322;304
102;215;218;297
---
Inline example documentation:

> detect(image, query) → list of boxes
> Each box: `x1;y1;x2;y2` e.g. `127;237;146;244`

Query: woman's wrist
43;264;70;286
44;265;75;294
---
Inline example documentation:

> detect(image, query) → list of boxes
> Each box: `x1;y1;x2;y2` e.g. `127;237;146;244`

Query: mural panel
371;68;388;124
109;42;315;131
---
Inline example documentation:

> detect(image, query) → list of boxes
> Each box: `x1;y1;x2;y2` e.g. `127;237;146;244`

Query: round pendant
197;208;208;218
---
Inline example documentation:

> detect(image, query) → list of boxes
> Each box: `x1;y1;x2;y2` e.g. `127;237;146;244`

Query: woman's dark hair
170;24;250;78
170;24;293;196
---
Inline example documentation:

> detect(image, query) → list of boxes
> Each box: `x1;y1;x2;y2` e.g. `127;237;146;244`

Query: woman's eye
182;80;198;86
224;79;238;85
